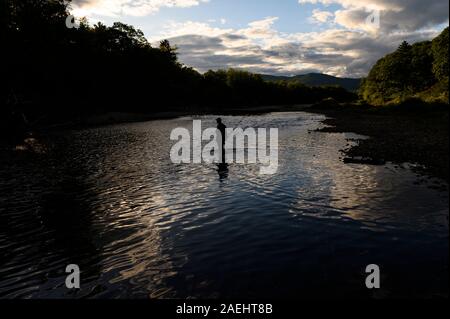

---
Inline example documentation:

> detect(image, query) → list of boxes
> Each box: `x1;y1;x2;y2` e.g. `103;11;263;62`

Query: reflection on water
217;163;229;181
0;112;448;298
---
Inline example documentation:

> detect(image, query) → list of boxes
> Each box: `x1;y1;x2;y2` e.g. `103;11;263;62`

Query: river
0;112;448;298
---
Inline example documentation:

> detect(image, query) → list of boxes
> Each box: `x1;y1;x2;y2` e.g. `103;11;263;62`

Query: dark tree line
1;0;356;142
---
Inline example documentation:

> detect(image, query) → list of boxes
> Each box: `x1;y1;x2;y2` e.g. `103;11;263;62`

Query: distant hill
261;73;362;92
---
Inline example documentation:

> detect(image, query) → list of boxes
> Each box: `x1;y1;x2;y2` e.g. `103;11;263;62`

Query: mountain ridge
260;73;362;92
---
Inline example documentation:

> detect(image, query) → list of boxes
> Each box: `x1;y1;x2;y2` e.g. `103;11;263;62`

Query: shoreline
28;104;313;132
310;105;449;184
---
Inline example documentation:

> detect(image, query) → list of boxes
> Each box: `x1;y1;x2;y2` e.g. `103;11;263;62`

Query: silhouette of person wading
216;118;226;148
216;118;228;179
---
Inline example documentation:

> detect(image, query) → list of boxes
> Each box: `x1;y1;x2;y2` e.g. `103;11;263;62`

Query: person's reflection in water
217;162;229;180
216;118;229;180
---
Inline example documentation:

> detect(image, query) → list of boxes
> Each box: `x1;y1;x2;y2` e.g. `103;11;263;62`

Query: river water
0;112;448;298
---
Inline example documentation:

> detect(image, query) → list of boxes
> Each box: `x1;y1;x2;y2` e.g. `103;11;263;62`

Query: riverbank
3;105;311;136
35;105;313;131
310;102;449;183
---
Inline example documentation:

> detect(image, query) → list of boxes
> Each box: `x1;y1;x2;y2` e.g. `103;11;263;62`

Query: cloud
154;16;442;78
290;28;440;76
310;9;334;24
300;0;449;33
71;0;210;17
148;20;232;42
237;17;280;43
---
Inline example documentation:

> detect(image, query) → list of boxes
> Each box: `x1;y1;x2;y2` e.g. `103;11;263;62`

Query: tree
159;39;178;64
360;29;449;105
410;41;434;91
111;22;150;50
432;27;449;83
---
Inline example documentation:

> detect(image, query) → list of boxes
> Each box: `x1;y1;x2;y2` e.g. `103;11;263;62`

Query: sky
70;0;449;78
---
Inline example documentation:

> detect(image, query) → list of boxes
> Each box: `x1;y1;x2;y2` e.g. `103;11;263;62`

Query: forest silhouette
1;0;356;142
